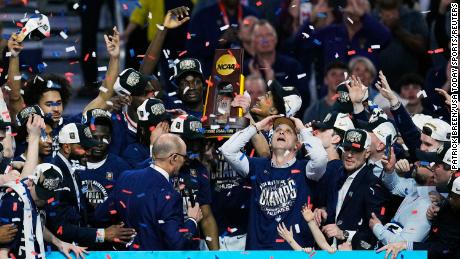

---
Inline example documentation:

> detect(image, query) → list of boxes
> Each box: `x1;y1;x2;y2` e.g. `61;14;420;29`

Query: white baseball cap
58;123;99;148
18;14;50;41
450;177;460;195
412;114;433;131
422;118;451;142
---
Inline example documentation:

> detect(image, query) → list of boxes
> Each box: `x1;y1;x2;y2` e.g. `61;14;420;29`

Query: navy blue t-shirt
246;157;315;250
108;112;138;156
77;153;131;208
122;143;150;168
0;182;41;258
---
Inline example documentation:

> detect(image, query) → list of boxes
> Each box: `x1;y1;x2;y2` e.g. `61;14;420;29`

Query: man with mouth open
219;114;328;249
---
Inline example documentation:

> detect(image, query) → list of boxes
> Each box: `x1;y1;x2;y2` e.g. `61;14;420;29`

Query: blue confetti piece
239;152;246;161
275;7;282;16
250;175;256;181
220;231;228;237
316;12;327;18
137;193;145;198
420;161;430;166
52;51;61;57
130;49;135;57
47;245;52;253
0;217;10;223
214;75;221;82
313;39;322;45
139;223;148;228
224;124;230;131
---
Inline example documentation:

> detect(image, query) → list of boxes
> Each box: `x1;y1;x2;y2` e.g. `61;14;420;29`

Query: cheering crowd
0;0;457;258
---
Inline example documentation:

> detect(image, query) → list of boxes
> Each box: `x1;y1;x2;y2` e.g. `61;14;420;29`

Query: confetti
371;45;380;49
119;201;126;208
294;224;300;233
178;50;187;57
334;53;339;59
156;24;165;31
291;169;301;174
59;31;68;39
65;46;76;53
99;86;108;93
12;202;17;211
72;3;79;9
211;125;220;130
250;149;255;158
168;91;177;96
417;90;427;98
165;195;171;200
205;41;210;47
275;239;285;243
57;226;63;235
411;210;418;214
179;228;189;233
109;210;117;215
380;207;386;216
133;244;140;249
14;75;21;81
98;66;107;72
302;32;310;39
256;1;263;6
347;50;356;56
297;73;306;79
347;17;354;24
220;25;230;31
47;197;55;204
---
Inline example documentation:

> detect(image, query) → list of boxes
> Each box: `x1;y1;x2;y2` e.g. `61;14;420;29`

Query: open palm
164;6;191;29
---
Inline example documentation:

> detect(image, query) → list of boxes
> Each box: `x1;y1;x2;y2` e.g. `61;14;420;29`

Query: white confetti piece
34;10;40;14
102;138;109;144
174;100;183;104
308;25;314;30
60;31;68;39
99;86;108;93
183;86;190;95
347;17;354;24
14;76;21;81
72;3;79;9
4;86;11;91
46;80;54;88
65;46;76;53
211;125;220;130
168;91;177;96
156;24;165;31
229;118;236;123
295;224;300;234
92;51;96;58
205;41;210;47
302;32;310;39
297;73;306;79
148;12;152;19
154;91;159;96
417;90;427;98
229;228;238;233
402;144;409;151
220;24;230;31
209;114;216;118
267;80;274;86
12;218;21;222
98;66;107;72
173;59;180;65
334;52;339;59
284;150;290;157
105;101;114;106
20;89;24;95
5;52;11;57
158;220;165;224
371;45;380;49
206;236;213;241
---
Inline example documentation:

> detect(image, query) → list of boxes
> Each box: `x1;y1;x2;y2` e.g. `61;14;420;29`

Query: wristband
390;100;401;111
96;228;105;243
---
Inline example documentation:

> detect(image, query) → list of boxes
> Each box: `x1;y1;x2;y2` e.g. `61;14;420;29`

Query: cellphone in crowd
385;135;392;160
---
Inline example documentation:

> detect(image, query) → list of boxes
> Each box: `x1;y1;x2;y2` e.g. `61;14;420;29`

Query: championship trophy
203;49;249;138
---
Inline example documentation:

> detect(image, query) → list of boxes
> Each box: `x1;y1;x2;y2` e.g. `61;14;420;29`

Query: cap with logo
17;14;50;42
412;114;433;131
416;142;451;167
81;109;112;128
358;110;397;145
58;123;100;148
270;80;302;117
332;83;354;114
16;105;45;127
114;68;150;96
422;118;451;142
31;163;63;200
342;129;371;152
137;98;171;127
313;111;355;135
273;117;297;134
173;58;204;81
170;115;204;140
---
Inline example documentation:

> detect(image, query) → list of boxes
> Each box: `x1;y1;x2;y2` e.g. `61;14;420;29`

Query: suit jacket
326;164;389;250
46;153;98;245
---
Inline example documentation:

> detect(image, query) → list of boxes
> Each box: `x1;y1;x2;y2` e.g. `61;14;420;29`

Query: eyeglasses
172;153;188;159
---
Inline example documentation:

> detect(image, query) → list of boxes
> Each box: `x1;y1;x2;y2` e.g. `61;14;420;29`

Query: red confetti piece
454;172;460;177
178;50;187;57
57;226;63;235
16;22;23;28
250;149;255;158
256;1;263;6
275;238;284;243
347;50;356;56
192;237;201;240
165;195;171;200
133;244;140;249
122;189;133;194
113;238;121;243
367;48;372;53
119;201;126;209
122;3;128;10
12;202;17;211
47;197;54;204
179;228;189;232
206;79;214;87
109;210;117;215
106;254;111;259
84;53;90;62
291;169;301;174
186;32;191;40
235;63;240;69
10;132;17;137
307;196;311;206
105;185;113;189
217;136;224;141
380;207;386;216
227;227;234;233
352;143;361;148
227;49;234;56
9;253;16;259
201;115;208;122
432;227;438;233
411;210;418;214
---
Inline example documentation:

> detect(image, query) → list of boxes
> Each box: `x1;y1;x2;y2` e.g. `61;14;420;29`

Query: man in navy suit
317;129;388;250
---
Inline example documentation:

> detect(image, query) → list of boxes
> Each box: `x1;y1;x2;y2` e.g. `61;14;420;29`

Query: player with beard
47;123;136;247
77;109;131;211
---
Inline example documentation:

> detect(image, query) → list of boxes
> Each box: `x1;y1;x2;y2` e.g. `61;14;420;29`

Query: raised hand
254;115;282;132
56;240;89;259
164;6;190;29
347;75;368;104
104;26;120;58
375;71;399;106
381;147;396;173
277;222;294;242
313;208;328;226
302;206;315;223
7;33;24;57
27;114;46;138
394;159;412;175
231;94;251;115
434;88;451;108
150;121;170;146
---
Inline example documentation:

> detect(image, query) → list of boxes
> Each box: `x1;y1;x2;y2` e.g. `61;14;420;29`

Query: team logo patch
179;59;197;70
338;91;350;103
189;121;202;132
106;172;113;181
150;103;165;115
190;169;197;177
126;72;140;87
43;177;60;190
69;132;75;139
346;131;362;143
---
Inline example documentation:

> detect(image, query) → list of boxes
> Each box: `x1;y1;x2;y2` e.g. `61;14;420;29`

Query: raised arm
83;27;120;113
20;115;45;179
0;89;14;158
140;6;190;78
6;33;24;122
303;207;336;253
